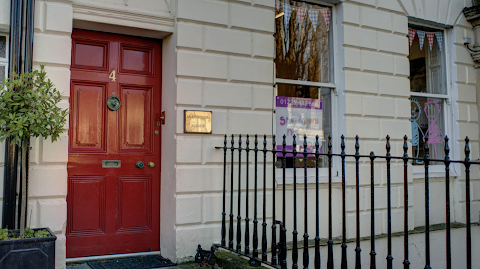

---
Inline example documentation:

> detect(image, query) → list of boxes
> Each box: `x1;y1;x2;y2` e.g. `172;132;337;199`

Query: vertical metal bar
245;135;250;255
386;136;393;269
303;135;309;269
252;135;259;261
272;135;277;266
444;136;451;269
19;0;34;228
3;0;23;230
370;151;376;269
229;135;235;251
281;135;287;269
465;137;471;269
315;135;321;269
222;135;227;247
424;136;431;269
327;135;334;269
355;135;362;269
293;135;298;269
341;135;347;269
262;135;268;262
403;136;410;269
237;135;243;253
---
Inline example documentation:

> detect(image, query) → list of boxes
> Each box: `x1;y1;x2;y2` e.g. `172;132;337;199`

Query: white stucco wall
0;0;478;267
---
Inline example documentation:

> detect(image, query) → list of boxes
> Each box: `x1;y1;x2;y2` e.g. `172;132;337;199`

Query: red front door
67;29;161;258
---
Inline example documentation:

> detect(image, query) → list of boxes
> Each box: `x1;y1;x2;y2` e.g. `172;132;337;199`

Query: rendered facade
0;0;479;268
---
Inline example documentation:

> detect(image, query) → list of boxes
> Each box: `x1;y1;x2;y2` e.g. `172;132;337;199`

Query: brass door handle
148;162;155;168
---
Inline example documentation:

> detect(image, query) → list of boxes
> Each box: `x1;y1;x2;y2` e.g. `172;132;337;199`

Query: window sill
276;167;342;185
412;165;458;179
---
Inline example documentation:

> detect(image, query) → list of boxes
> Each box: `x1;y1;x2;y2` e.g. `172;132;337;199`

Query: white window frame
274;0;342;184
408;23;460;178
0;34;8;80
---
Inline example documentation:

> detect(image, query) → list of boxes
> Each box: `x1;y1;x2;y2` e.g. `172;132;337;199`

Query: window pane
275;1;332;83
409;28;446;94
0;65;5;80
0;36;5;58
276;84;332;168
410;97;445;164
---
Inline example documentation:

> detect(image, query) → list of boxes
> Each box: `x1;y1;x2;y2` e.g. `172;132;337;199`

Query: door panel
119;86;153;153
120;44;153;75
68;176;106;237
67;29;161;258
72;40;109;70
70;83;106;153
117;175;152;233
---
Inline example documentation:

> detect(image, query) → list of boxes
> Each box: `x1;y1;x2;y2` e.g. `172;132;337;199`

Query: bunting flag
296;6;306;26
416;30;425;50
283;1;293;56
308;8;319;31
284;1;293;27
276;0;281;12
408;29;416;47
426;32;435;51
320;8;331;30
435;32;443;51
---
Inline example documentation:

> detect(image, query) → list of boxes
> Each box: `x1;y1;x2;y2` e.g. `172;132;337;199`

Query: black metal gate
216;134;478;269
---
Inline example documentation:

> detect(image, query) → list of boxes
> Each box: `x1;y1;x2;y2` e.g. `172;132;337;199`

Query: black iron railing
216;134;478;269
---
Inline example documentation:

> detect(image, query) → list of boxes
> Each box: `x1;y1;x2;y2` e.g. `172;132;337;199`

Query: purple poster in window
276;96;323;157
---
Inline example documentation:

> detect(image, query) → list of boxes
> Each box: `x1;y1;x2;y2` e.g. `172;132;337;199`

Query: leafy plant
0;227;50;241
0;66;68;238
0;65;68;144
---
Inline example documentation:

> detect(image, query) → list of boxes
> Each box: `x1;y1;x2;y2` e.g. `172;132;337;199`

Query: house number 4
109;70;116;82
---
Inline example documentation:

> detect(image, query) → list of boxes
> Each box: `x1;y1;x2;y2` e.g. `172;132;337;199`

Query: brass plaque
184;110;212;134
102;160;121;168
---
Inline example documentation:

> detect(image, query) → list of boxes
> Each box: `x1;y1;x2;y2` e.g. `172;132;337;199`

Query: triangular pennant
276;0;281;12
417;30;425;50
435;32;443;51
283;1;293;55
284;1;293;28
308;8;319;31
296;6;306;26
408;29;416;47
320;8;331;30
426;32;435;51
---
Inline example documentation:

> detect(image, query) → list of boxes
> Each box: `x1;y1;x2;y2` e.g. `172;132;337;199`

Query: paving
67;261;209;269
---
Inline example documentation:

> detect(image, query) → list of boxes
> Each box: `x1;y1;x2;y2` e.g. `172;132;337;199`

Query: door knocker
107;93;121;111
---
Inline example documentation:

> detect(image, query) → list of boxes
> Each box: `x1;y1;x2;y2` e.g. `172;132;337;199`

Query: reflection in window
409;26;447;165
409;27;446;94
0;36;5;58
275;85;332;168
275;1;332;83
410;97;445;164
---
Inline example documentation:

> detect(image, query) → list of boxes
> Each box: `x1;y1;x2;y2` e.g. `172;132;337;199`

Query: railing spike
465;136;472;269
403;135;410;269
355;135;361;269
271;135;277;266
303;135;309;269
444;135;451;269
341;135;347;269
386;135;393;269
315;135;321;269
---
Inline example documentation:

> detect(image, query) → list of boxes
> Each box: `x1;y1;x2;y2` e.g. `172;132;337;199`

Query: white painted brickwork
171;0;275;261
0;1;72;268
0;0;478;267
341;0;480;243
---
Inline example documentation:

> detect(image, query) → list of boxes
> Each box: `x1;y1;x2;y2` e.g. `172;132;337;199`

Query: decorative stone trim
72;2;174;33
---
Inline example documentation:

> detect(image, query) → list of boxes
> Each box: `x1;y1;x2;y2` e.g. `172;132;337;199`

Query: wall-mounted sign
276;96;323;156
184;110;212;134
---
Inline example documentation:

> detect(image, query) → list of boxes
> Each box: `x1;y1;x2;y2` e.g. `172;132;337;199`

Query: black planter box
0;228;56;269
